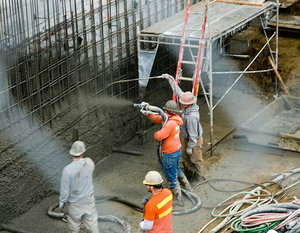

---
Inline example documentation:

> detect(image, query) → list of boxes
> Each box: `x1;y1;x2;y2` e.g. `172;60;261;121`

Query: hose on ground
48;190;201;232
47;202;131;233
0;224;32;233
172;189;202;215
198;168;300;233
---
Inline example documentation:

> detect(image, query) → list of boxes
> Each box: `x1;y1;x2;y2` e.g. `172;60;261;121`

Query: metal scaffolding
138;0;280;153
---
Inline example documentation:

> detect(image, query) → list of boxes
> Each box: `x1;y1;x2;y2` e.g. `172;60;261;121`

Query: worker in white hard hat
163;74;205;185
59;141;99;233
140;171;173;233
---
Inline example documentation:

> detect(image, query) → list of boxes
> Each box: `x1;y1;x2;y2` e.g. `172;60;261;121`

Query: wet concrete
2;86;300;233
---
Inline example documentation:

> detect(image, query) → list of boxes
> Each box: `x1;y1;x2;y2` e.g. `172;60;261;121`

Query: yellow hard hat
143;171;163;185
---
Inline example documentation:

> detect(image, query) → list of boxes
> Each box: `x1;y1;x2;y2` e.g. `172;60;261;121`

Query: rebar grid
0;0;193;135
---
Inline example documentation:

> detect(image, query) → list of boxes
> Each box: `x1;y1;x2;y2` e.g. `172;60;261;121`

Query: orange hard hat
179;91;196;105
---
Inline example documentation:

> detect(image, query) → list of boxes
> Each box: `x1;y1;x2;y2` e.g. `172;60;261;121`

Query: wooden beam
214;0;263;6
268;56;290;95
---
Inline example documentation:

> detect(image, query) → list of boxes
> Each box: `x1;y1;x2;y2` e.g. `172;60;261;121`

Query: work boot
178;173;193;192
171;186;184;207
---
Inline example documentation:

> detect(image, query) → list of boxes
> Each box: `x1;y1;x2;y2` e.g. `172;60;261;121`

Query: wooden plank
268;14;300;30
215;0;263;6
268;22;300;30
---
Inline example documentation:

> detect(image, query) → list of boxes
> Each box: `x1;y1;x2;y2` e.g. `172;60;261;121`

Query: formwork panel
240;95;300;152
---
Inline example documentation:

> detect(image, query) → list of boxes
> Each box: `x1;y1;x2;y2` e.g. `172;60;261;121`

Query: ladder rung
188;11;202;15
181;60;197;65
185;28;202;32
183;44;199;48
178;77;193;81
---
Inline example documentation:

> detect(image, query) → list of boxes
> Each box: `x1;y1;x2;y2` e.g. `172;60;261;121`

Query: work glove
186;147;193;155
140;102;150;115
141;197;150;206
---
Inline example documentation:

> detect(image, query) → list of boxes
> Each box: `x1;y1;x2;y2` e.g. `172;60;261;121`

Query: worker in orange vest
140;171;173;233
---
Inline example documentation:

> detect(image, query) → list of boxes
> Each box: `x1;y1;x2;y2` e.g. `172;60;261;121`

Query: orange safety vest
147;114;183;154
144;188;173;233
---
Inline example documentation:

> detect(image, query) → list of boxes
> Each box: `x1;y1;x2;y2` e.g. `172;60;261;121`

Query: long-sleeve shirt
147;114;183;154
168;80;203;148
59;157;95;204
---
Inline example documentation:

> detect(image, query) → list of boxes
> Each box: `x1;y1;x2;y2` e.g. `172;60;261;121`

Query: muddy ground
1;26;300;233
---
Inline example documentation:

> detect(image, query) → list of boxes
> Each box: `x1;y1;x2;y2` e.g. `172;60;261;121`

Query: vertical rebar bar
98;0;106;71
123;0;130;58
90;0;98;94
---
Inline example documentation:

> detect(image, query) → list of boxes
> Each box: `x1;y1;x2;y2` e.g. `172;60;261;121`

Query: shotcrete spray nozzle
133;103;142;108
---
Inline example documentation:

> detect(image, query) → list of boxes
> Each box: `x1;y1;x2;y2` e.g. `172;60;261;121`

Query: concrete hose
96;192;202;215
95;196;143;212
48;191;201;225
47;200;131;233
97;215;131;233
0;224;32;233
172;189;202;216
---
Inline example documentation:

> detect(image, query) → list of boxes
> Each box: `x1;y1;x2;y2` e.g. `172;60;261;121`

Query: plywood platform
141;1;274;41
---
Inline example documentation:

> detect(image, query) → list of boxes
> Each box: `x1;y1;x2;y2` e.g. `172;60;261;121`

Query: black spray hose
48;191;201;222
147;105;167;165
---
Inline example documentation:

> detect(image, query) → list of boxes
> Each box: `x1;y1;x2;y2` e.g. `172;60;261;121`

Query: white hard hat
69;141;86;156
143;171;163;185
179;91;196;105
266;230;278;233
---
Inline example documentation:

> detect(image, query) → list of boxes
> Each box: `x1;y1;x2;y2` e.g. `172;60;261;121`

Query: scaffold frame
137;0;280;153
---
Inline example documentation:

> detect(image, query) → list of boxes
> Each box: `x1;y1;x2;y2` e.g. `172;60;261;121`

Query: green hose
230;219;282;232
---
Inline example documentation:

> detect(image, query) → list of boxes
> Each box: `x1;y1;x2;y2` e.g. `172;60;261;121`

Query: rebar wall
0;0;203;223
0;0;199;136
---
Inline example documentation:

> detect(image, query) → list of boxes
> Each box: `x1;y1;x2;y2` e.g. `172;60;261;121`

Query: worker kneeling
140;171;173;233
146;100;192;206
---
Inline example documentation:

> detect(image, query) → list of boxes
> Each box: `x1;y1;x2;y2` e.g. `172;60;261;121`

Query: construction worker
59;141;99;233
140;171;173;233
164;74;205;185
146;100;192;206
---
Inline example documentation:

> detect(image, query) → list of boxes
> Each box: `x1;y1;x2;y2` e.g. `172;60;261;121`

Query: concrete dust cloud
0;53;69;191
79;94;134;110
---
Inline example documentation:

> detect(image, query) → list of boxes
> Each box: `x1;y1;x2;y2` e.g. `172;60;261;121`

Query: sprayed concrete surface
2;31;300;233
2;86;300;233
